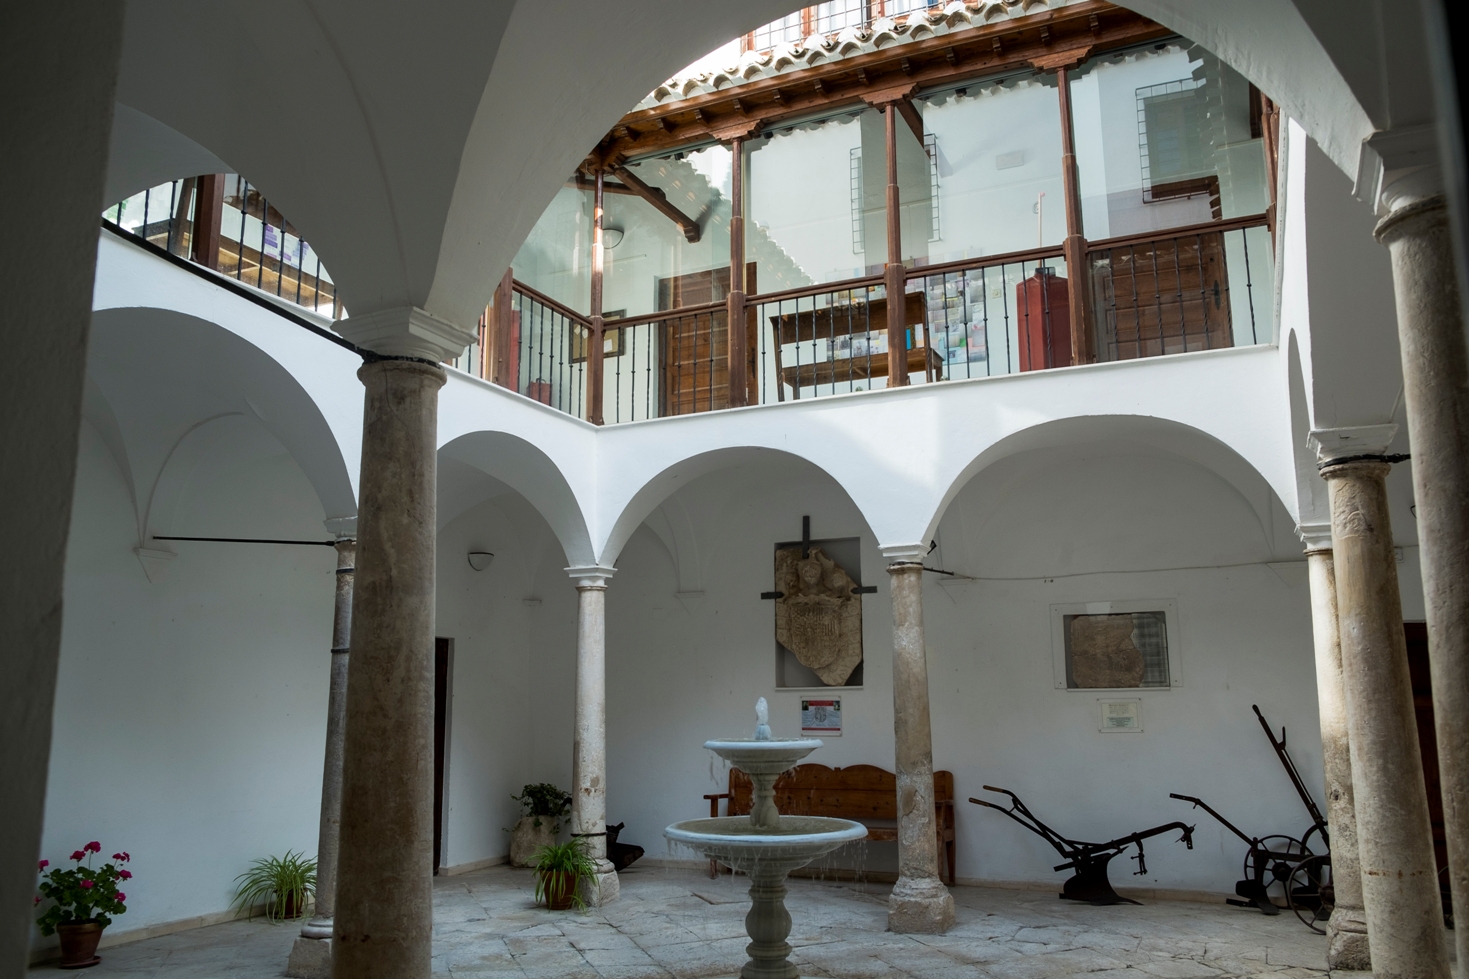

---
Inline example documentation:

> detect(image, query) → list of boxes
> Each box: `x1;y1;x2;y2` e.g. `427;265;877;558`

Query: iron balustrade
1086;215;1273;363
106;177;341;317
482;216;1273;423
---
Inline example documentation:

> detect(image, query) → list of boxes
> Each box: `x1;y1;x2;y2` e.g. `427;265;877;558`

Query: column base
285;936;332;979
887;876;955;934
1326;906;1371;971
580;863;620;907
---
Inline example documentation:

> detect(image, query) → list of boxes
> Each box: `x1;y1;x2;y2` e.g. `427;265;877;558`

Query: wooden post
190;172;224;271
588;169;606;425
727;137;748;407
1056;67;1092;365
490;267;514;388
884;103;909;386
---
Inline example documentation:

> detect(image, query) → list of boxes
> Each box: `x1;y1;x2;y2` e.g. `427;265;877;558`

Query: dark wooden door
433;637;451;874
1092;230;1232;359
1404;622;1450;918
657;263;756;415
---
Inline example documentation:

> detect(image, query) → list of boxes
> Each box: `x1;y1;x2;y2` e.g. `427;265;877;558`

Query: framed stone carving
1049;599;1182;691
774;536;864;688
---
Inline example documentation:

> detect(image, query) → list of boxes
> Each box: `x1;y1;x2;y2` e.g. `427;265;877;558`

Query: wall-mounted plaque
1098;699;1142;733
774;541;863;687
801;698;842;737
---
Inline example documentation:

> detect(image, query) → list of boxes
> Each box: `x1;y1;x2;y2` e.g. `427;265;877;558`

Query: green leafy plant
35;843;132;935
232;851;317;922
511;783;572;831
532;837;598;910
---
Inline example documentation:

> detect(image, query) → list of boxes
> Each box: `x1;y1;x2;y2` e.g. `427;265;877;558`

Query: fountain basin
703;738;823;777
666;815;867;873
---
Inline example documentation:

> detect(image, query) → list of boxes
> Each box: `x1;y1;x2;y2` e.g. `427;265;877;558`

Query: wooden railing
473;213;1272;423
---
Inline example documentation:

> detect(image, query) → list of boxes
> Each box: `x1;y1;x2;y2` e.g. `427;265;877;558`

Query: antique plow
1170;704;1332;932
971;786;1194;905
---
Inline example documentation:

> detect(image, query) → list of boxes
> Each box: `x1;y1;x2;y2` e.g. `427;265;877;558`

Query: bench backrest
727;764;954;819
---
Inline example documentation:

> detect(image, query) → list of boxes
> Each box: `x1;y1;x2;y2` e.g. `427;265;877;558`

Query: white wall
433;495;553;870
39;417;335;949
569;438;1426;894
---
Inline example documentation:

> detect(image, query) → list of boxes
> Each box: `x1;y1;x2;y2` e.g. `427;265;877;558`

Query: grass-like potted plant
231;851;317;921
35;842;132;969
533;837;598;911
508;783;571;868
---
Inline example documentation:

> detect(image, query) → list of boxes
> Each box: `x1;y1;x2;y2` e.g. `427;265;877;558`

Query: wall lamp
467;551;494;571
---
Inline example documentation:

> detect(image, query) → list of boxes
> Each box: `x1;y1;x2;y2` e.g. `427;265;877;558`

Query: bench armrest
704;792;732;817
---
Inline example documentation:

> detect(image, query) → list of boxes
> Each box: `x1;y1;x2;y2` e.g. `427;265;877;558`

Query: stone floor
41;864;1337;978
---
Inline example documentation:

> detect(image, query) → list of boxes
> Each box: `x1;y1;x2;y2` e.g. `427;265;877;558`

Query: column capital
1297;521;1334;553
334;305;476;362
566;565;616;589
1309;425;1399;466
880;543;929;565
324;515;357;540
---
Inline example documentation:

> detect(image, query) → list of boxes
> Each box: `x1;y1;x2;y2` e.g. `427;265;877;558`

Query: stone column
1376;186;1469;977
288;527;355;979
568;566;619;905
1300;525;1370;970
1315;429;1451;979
2;8;123;974
881;544;954;934
331;309;474;979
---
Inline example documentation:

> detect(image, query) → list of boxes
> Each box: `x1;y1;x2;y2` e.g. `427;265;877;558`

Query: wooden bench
703;763;956;885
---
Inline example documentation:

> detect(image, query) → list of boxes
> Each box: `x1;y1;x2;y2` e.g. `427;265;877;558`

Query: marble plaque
775;545;863;686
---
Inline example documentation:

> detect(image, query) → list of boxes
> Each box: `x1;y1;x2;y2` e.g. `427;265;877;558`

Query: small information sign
801;698;842;737
1098;699;1142;733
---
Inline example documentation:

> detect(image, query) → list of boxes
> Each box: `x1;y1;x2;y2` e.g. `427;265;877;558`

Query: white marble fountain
665;699;867;979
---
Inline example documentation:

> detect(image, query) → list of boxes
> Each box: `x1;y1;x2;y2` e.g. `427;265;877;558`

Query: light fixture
467;551;494;571
603;227;625;249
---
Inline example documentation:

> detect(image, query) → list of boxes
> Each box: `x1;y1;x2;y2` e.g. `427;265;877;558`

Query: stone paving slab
31;864;1332;978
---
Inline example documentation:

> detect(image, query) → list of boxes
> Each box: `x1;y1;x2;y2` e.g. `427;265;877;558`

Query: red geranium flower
80;881;94;890
70;851;85;862
119;870;132;880
116;893;126;903
34;897;41;905
85;842;101;853
37;860;48;870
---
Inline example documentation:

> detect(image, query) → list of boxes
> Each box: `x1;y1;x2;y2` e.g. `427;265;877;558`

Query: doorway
1404;621;1452;923
433;637;452;874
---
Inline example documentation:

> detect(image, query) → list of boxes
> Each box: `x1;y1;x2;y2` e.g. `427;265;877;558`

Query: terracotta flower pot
56;920;104;970
540;871;577;911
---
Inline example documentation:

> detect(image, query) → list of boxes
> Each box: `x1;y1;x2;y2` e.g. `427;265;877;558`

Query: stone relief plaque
774;544;863;686
1066;613;1147;688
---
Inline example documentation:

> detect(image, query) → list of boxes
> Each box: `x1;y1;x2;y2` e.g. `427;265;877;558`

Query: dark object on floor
1170;704;1333;932
607;823;644;871
970;786;1194;905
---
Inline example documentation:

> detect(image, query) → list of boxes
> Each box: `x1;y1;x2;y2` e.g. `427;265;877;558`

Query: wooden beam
1055;65;1093;365
588;170;606;425
727;137;748;408
895;98;925;146
609;165;702;243
883;104;908;388
597;1;1169;161
190;173;224;271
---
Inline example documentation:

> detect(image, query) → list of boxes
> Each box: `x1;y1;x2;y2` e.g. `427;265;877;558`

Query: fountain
665;698;867;979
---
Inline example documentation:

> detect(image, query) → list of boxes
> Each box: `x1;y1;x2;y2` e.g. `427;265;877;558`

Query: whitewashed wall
39;418;335;949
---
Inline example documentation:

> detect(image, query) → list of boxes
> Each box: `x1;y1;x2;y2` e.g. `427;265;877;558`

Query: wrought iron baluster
1171;237;1185;351
1197;235;1211;349
1240;227;1257;344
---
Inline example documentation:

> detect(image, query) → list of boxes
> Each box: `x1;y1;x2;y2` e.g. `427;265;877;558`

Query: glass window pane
917;72;1066;264
1070;43;1270;240
605;143;733;317
512;184;592;315
747;107;888;291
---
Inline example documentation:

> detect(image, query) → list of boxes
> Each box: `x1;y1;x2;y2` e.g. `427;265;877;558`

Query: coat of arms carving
774;544;863;686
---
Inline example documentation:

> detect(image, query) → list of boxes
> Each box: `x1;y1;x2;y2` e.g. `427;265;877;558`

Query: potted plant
35;842;132;969
231;851;317;921
507;783;571;868
533;837;597;911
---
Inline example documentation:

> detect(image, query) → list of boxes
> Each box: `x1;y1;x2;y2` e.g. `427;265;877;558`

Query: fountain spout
754;696;772;741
